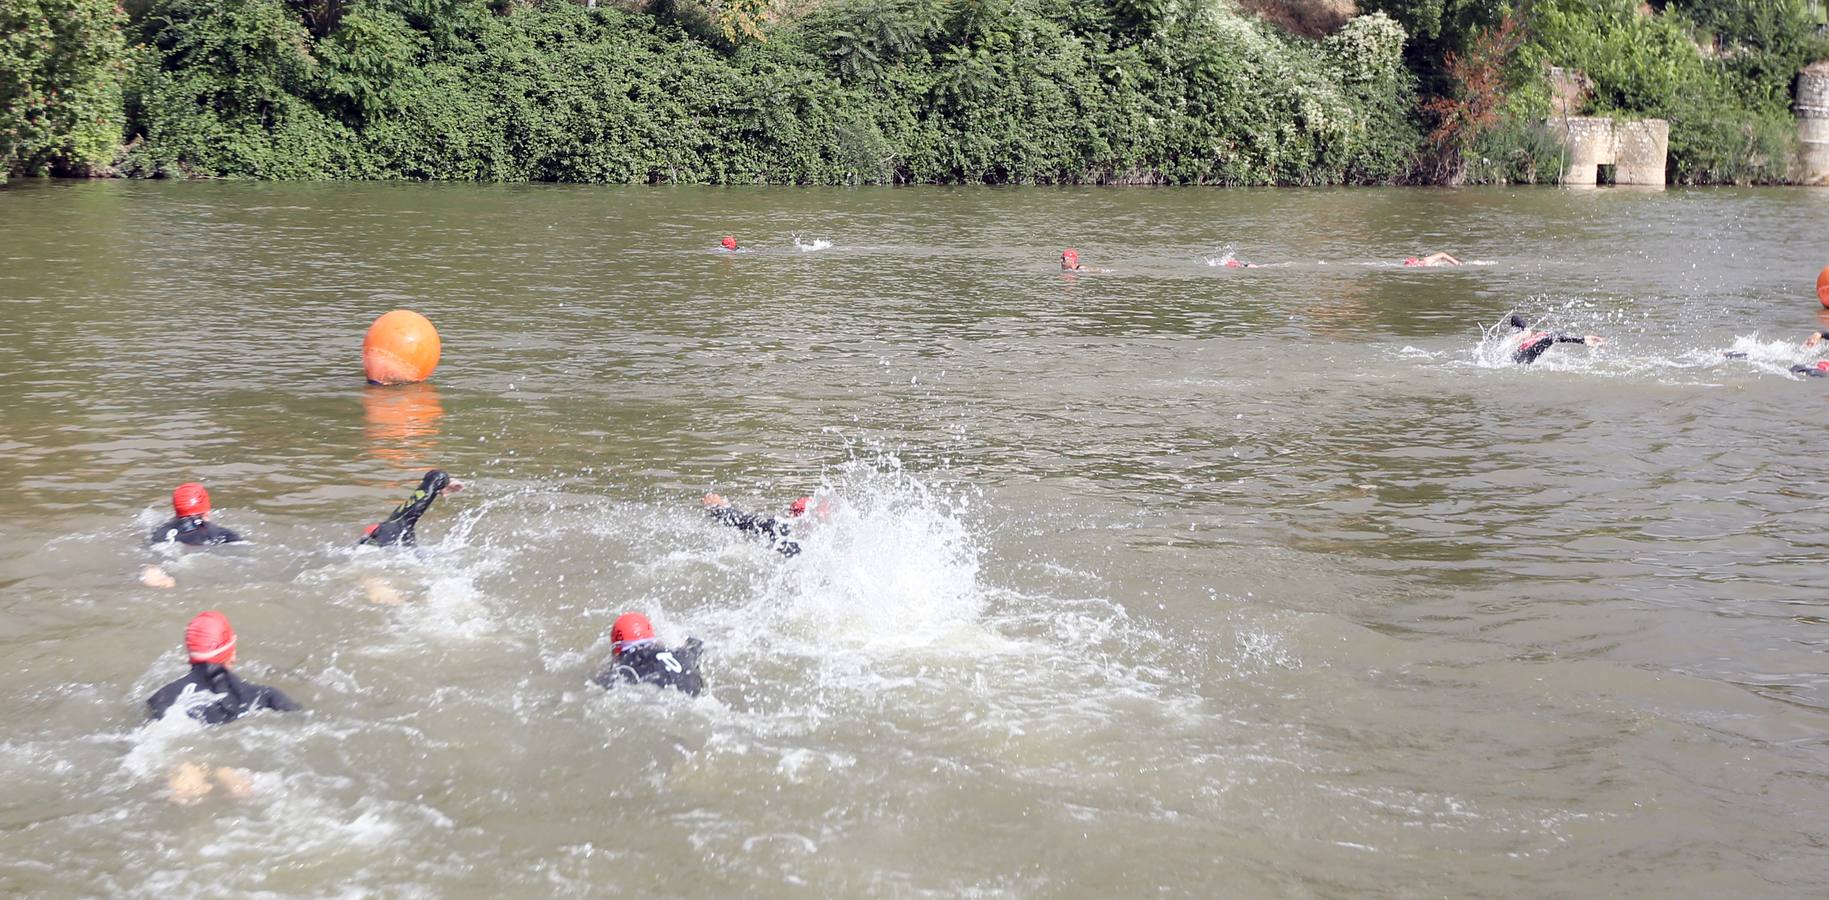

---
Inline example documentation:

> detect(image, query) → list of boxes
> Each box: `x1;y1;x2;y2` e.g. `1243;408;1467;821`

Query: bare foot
213;767;253;799
140;565;176;589
362;576;405;606
167;762;213;804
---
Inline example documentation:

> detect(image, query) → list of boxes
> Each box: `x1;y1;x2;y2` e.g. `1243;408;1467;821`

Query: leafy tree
1;0;129;180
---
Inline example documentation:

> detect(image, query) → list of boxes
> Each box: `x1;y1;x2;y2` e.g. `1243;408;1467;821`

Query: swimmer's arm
1554;334;1604;346
707;505;782;537
1805;330;1829;348
258;686;302;713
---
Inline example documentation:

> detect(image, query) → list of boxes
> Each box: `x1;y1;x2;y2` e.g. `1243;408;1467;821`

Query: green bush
1;0;130;181
112;0;1421;185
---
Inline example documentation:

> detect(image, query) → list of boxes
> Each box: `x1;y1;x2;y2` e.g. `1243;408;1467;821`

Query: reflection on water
1;181;1828;896
362;382;444;469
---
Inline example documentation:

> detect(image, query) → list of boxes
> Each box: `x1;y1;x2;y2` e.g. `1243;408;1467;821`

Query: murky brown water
2;181;1827;897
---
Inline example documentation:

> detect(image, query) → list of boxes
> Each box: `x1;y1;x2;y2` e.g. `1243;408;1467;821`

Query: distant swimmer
1222;258;1261;269
702;493;822;557
591;612;703;696
151;483;243;547
146;611;301;725
359;469;463;548
1791;361;1829;377
1059;249;1112;273
1506;314;1605;364
1403;252;1462;267
720;235;740;251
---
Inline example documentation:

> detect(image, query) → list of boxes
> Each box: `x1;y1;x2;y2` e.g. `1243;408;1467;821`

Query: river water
1;181;1826;897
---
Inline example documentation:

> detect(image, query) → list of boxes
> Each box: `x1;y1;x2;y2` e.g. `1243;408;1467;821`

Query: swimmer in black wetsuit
591;612;703;696
1791;360;1829;377
142;483;243;588
146;611;301;725
150;482;242;546
1506;315;1605;364
359;469;463;547
702;493;818;557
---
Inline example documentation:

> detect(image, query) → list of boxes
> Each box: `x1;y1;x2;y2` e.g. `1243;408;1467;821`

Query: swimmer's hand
1806;332;1824;349
140;565;176;589
1584;336;1606;347
444;478;464;494
702;493;729;508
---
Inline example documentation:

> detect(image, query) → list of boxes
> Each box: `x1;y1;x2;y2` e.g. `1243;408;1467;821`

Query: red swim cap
611;612;655;655
185;611;236;665
1061;249;1079;264
363;523;379;538
1816;360;1829;373
789;496;812;517
1403;257;1422;267
1224;259;1242;268
172;483;211;518
720;236;738;250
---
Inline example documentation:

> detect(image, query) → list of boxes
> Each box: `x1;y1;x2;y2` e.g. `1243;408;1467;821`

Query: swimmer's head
185;611;236;666
172;483;211;519
788;496;833;522
1060;249;1079;269
720;236;738;251
611;612;656;656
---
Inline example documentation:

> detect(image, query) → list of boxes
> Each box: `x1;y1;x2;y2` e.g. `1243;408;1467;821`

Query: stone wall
1799;62;1829;186
1552;116;1668;187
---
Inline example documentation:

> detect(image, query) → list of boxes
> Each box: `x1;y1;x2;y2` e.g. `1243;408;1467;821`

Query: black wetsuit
1508;316;1589;365
1791;364;1829;378
359;470;453;548
146;663;301;725
591;639;704;696
707;506;801;557
149;516;242;546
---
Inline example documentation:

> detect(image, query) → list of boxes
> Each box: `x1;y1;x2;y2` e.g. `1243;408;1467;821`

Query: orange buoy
362;310;441;385
1817;265;1829;309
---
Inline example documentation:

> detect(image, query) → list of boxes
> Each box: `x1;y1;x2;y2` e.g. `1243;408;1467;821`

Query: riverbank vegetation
3;0;1826;185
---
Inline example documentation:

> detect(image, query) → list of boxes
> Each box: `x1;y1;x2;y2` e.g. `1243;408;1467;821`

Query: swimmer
1791;361;1829;377
702;492;821;558
1222;258;1261;269
1505;314;1605;364
1060;249;1085;271
1801;329;1829;349
358;469;463;548
720;235;739;252
591;612;704;696
150;483;242;546
146;611;301;726
1403;252;1462;267
142;483;243;588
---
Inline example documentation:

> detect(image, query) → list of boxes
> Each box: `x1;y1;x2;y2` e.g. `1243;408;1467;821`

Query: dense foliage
0;0;129;183
103;0;1419;184
2;0;1825;185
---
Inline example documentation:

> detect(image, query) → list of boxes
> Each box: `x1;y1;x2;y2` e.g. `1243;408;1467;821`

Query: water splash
792;236;833;253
